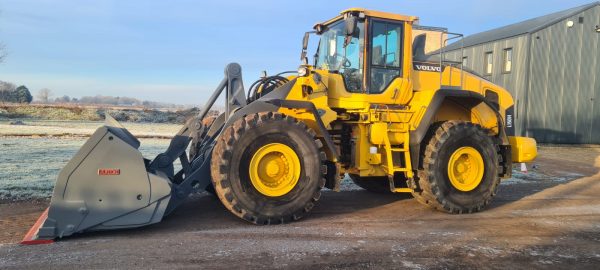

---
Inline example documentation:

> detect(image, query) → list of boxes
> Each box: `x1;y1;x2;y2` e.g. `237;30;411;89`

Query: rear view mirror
302;32;310;51
300;32;313;62
344;16;359;47
345;16;358;37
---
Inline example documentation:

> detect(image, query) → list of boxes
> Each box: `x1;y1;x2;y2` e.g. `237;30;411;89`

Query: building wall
444;5;600;144
526;5;600;144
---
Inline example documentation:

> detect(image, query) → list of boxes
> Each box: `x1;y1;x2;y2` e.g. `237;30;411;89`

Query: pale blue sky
0;0;594;104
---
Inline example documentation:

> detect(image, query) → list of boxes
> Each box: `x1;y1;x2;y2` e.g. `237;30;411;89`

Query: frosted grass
0;120;181;137
0;137;171;201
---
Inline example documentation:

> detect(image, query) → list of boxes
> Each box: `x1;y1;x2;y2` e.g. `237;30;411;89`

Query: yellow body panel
432;100;499;134
508;136;538;163
277;75;338;160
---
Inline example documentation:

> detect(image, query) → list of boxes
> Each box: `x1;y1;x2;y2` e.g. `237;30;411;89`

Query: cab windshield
315;20;365;92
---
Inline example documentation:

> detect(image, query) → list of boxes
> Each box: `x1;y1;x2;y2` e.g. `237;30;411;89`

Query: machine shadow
64;190;413;241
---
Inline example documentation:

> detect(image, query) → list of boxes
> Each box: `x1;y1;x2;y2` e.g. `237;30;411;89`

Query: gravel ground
0;146;599;269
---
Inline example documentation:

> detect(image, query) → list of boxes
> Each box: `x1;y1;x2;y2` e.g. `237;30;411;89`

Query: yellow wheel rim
447;146;485;192
249;143;301;197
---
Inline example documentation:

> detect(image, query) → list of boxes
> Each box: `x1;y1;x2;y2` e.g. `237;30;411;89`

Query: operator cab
311;9;418;95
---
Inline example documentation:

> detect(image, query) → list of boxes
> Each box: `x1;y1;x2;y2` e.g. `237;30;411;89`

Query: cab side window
369;20;403;93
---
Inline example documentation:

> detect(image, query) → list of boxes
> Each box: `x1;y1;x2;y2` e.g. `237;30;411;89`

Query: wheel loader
22;8;537;244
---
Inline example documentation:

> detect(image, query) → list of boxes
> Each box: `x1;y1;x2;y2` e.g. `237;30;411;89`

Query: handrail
412;25;465;89
439;31;465;89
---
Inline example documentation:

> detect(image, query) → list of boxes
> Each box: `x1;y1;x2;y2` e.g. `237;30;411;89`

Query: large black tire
411;121;501;214
211;112;326;224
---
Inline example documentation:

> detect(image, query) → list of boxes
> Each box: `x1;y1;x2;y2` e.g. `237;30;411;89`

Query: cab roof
315;8;419;28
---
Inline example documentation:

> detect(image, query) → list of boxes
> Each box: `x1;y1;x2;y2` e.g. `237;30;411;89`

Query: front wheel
210;112;326;224
411;121;501;214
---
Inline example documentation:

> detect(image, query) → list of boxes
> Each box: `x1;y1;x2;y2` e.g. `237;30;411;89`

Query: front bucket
22;115;173;243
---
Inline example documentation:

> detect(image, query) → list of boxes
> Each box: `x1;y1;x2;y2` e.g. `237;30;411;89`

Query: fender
222;98;339;161
221;77;339;161
409;89;511;175
265;99;339;161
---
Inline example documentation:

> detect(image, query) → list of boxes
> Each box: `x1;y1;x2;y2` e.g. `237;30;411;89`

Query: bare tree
54;95;71;103
37;88;53;103
0;43;6;63
0;80;16;92
0;80;16;104
0;8;6;63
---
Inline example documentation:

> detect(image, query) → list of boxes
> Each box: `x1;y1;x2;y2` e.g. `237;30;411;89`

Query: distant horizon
0;0;595;104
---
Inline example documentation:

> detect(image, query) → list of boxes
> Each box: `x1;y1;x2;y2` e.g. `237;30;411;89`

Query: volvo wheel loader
23;8;537;244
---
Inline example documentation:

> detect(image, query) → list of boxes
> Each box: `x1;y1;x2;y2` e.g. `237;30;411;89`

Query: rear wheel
411;121;501;214
211;112;326;224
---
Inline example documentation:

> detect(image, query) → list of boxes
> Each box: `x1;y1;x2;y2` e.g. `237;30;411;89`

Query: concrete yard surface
1;146;599;269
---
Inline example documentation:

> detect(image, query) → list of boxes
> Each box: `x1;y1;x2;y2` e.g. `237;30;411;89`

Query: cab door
365;19;412;104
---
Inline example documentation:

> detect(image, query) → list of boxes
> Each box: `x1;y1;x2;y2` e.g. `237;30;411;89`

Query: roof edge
527;1;600;33
444;2;600;51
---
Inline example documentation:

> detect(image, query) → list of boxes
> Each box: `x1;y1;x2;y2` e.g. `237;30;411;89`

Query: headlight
297;67;308;77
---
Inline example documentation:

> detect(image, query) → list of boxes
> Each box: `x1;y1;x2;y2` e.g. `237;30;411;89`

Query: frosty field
0;136;172;201
0;120;179;201
0;120;180;138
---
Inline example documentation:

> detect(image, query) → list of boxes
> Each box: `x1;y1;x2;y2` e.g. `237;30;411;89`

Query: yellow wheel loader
23;8;537;244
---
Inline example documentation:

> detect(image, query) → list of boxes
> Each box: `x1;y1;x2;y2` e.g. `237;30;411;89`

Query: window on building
484;52;493;75
462;56;468;67
503;48;513;73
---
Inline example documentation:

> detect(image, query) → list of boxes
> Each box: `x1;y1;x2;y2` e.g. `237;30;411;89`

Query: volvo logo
413;62;443;72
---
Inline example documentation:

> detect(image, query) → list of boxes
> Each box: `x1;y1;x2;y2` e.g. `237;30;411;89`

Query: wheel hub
447;146;485;192
265;161;281;177
249;143;301;197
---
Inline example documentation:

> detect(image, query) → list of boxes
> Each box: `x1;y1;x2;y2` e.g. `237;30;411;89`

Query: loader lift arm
150;63;247;215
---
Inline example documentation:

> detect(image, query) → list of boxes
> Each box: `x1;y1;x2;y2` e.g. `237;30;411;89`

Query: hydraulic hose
247;71;294;103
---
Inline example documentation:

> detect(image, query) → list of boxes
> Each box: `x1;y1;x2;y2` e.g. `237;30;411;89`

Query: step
381;166;410;172
391;188;413;193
